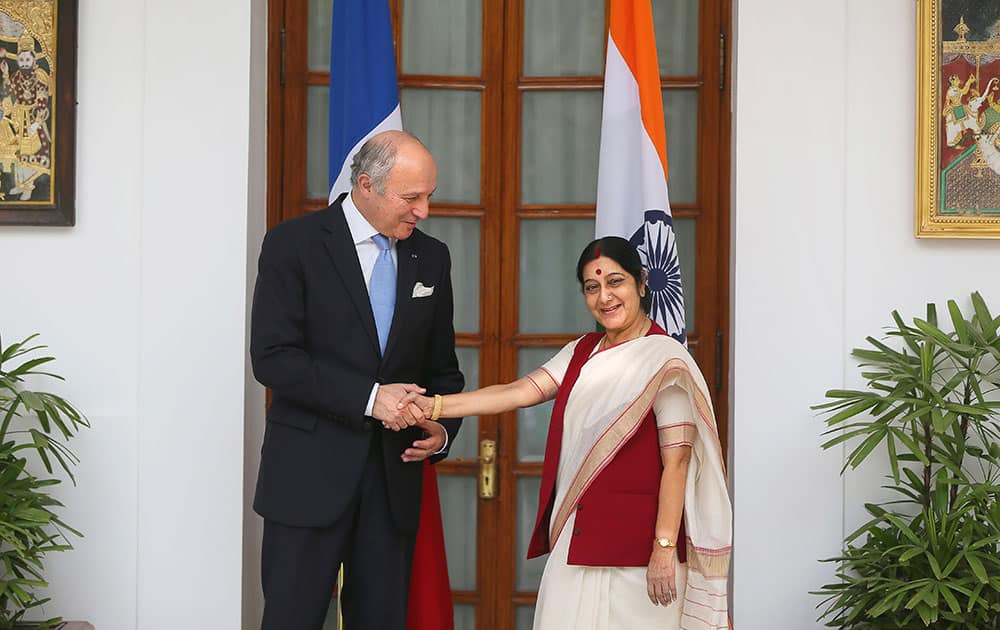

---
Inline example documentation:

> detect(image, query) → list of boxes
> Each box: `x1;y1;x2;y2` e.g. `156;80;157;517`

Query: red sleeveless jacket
526;325;687;566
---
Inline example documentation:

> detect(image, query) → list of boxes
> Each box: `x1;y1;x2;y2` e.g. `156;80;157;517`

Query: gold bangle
431;394;443;421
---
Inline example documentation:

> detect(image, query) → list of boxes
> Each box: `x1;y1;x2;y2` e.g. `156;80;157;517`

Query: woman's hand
646;546;678;607
397;391;435;420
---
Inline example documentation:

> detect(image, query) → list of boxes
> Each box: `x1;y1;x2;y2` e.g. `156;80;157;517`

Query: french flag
328;0;402;201
327;3;454;629
595;0;687;343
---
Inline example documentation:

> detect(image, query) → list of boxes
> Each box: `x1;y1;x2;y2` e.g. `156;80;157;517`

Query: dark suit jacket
250;194;464;534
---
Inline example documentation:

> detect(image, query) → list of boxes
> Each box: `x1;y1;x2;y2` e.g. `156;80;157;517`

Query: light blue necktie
369;234;396;354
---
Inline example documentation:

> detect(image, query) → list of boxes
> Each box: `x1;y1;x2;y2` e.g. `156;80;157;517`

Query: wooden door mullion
475;1;506;629
688;0;714;380
693;0;728;450
494;0;526;627
390;0;402;69
266;0;285;228
283;0;309;223
715;0;732;454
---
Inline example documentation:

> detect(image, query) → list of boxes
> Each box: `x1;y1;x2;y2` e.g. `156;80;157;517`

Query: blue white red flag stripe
327;0;402;200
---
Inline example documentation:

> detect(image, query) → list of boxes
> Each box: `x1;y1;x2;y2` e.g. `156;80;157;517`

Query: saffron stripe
609;0;669;178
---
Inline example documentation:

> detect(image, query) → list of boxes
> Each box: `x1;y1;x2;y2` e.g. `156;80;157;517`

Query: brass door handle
479;439;497;499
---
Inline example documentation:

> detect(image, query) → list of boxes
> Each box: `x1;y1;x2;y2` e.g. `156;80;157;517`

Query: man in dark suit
250;130;464;629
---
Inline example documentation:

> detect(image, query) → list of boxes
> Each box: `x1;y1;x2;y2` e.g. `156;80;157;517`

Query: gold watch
654;537;675;549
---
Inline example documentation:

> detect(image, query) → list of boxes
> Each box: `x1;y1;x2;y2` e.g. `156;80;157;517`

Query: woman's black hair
575;236;652;313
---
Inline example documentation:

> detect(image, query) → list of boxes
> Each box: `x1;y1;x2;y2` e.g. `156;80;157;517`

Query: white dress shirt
343;191;399;291
342;193;447;452
342;192;397;417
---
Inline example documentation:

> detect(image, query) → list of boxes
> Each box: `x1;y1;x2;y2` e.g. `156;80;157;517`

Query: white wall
243;0;268;625
732;1;998;627
0;0;255;628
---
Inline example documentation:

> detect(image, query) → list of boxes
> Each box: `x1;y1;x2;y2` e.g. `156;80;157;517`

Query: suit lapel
383;235;419;362
321;199;381;357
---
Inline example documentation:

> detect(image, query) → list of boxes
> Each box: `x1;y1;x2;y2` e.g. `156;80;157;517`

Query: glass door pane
515;606;535;630
523;0;604;76
454;604;476;630
518;219;595;334
515;477;546;592
402;0;483;75
419;218;482;333
517;348;559;463
447;346;481;460
306;86;330;200
440;476;479;590
308;0;333;71
401;89;483;204
675;218;698;331
520;91;603;205
652;0;699;76
664;90;699;205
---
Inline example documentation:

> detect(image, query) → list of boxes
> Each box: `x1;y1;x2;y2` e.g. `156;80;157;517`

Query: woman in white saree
397;237;732;630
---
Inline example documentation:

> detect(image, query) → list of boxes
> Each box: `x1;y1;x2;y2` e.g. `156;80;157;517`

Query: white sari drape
530;334;732;630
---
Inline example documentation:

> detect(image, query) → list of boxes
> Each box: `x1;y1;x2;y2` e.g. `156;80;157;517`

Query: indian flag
595;0;686;343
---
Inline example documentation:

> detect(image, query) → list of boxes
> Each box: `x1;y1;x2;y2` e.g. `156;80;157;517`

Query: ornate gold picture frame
0;0;76;226
916;0;1000;238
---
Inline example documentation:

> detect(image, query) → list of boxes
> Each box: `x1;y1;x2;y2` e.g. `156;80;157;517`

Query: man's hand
401;419;446;462
372;383;426;430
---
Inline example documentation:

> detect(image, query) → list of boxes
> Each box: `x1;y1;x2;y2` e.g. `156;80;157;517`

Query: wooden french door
267;1;731;629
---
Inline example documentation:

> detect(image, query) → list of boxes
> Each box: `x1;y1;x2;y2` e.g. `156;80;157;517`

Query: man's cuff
364;383;378;417
432;429;449;455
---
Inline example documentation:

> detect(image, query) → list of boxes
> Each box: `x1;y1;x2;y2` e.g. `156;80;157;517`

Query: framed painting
0;0;76;227
917;0;1000;238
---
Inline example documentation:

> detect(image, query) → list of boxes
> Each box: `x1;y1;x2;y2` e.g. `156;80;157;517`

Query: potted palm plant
0;334;88;630
813;292;1000;629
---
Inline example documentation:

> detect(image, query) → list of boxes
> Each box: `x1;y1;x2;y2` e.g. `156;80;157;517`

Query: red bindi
595;268;602;275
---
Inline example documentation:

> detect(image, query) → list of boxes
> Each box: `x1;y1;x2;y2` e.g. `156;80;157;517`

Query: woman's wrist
653;535;678;550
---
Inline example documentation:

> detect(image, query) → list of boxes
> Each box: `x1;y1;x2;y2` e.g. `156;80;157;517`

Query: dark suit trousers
260;431;416;630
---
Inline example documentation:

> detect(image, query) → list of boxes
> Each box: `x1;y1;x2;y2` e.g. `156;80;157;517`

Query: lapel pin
411;253;418;259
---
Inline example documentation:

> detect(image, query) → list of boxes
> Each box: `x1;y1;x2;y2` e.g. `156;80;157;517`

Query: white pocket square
412;282;435;298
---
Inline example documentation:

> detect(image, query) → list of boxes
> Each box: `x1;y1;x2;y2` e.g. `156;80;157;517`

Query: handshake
372;383;442;463
372;383;438;431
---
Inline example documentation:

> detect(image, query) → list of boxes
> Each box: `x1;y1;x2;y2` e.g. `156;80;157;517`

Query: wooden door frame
265;0;733;628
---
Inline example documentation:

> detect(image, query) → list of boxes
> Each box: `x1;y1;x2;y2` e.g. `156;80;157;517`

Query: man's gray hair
349;131;426;192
